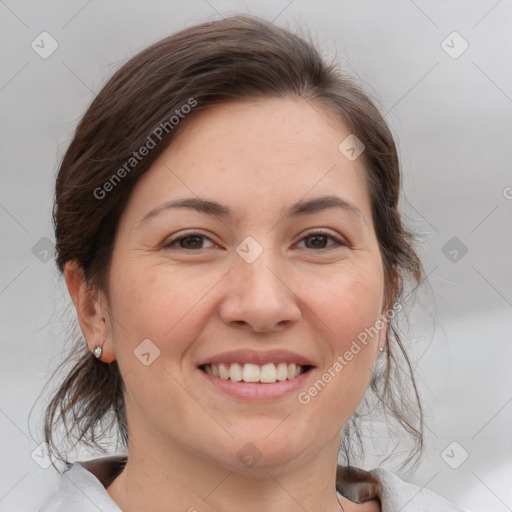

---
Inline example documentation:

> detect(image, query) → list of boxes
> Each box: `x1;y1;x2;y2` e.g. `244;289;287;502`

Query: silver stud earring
93;345;103;359
379;346;384;353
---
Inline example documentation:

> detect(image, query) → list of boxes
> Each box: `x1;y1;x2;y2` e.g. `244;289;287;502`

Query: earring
379;346;385;353
93;344;103;359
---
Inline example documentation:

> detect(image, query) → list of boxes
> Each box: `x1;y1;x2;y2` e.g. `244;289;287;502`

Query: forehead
171;97;353;168
121;98;373;227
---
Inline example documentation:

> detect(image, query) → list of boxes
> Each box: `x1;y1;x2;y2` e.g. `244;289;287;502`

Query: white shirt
37;456;468;512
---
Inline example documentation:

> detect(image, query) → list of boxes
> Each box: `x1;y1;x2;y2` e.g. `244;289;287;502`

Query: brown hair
40;13;425;472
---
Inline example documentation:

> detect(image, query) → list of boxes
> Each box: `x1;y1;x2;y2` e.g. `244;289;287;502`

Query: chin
208;426;311;474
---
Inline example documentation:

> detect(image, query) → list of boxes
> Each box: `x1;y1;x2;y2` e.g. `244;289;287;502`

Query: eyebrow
138;195;365;226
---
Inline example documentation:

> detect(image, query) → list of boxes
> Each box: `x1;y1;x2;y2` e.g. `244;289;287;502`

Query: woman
38;14;468;512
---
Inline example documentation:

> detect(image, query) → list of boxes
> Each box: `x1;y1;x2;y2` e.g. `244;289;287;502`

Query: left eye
164;232;345;251
296;232;345;250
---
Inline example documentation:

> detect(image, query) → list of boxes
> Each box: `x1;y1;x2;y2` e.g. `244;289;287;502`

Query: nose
218;246;302;333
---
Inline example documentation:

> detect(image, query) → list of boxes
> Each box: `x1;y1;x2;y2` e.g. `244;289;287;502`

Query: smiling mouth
199;362;314;384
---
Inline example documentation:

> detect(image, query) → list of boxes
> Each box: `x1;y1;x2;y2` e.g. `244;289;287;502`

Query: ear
378;265;400;352
63;260;116;363
377;315;390;353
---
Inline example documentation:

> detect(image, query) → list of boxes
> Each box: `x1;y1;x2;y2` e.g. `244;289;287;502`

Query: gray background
1;1;511;511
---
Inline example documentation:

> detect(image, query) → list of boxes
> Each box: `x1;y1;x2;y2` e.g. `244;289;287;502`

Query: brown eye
164;233;215;250
297;232;346;250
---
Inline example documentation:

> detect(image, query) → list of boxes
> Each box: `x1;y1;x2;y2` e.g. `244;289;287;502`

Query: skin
65;97;392;512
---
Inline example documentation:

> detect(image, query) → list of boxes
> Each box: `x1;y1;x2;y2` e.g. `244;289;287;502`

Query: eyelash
163;230;347;251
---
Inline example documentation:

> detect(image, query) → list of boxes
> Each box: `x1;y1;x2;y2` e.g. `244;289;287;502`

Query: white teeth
243;363;260;382
205;362;307;383
219;363;230;380
276;362;288;381
229;362;243;381
260;363;277;383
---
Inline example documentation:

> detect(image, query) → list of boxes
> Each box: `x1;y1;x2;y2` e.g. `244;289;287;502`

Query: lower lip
197;368;314;402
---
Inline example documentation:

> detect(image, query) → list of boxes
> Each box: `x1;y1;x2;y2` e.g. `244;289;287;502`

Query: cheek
108;259;221;355
295;267;384;426
304;264;384;348
106;261;212;413
297;265;383;405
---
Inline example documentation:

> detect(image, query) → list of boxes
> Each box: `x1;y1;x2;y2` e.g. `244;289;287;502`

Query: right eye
163;233;217;251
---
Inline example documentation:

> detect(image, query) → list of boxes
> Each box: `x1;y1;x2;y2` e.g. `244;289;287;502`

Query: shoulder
37;457;125;512
368;467;468;512
336;465;468;512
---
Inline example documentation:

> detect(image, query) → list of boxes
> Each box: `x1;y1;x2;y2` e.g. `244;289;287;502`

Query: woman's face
103;98;388;472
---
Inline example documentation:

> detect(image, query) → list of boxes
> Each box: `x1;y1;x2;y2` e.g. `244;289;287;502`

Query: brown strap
81;456;127;487
336;465;382;504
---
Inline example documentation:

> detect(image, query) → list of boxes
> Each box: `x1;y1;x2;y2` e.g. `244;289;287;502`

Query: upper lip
196;349;316;367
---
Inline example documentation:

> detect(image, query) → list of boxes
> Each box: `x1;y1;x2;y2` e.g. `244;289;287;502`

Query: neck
106;431;350;512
